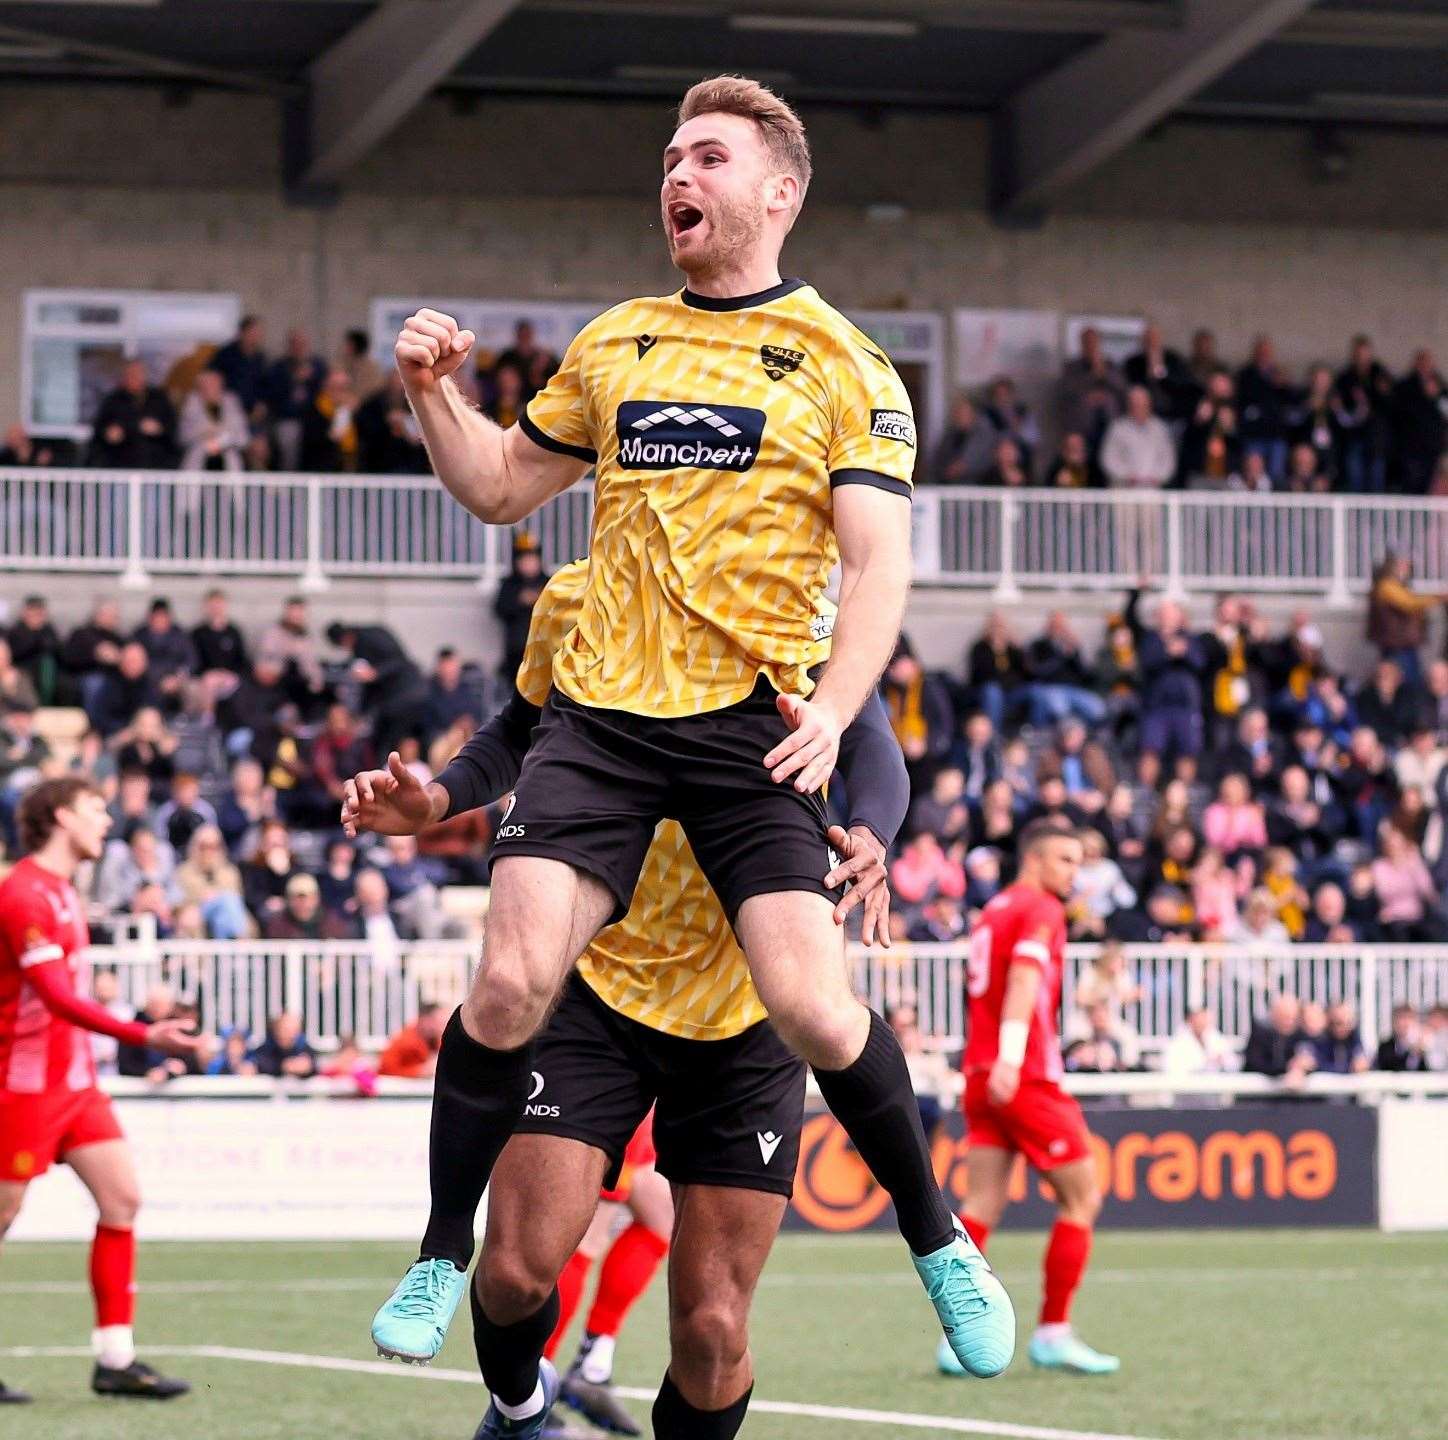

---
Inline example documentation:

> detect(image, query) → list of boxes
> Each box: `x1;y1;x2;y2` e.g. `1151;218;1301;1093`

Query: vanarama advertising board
786;1104;1378;1231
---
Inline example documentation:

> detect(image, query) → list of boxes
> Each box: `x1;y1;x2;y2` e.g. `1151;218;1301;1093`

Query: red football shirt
0;857;103;1094
963;881;1067;1083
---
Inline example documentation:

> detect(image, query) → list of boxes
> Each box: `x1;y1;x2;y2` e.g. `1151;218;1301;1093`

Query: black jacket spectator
218;663;288;764
1356;669;1421;750
1025;631;1094;690
209;319;268;414
192;619;248;676
355;377;430;474
1139;629;1207;713
1391;353;1448;493
62;612;124;682
90;363;178;468
1124;329;1198;421
966;637;1028;694
1235;344;1294;448
1374;1034;1431;1072
134;604;197;689
1242;1019;1304;1078
6;599;63;703
493;541;548;679
93;649;164;737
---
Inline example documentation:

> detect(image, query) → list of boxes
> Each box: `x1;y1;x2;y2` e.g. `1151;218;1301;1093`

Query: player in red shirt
0;777;198;1405
941;816;1119;1377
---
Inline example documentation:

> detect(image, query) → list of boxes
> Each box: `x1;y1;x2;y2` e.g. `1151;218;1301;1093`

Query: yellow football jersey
517;561;836;1039
522;280;915;720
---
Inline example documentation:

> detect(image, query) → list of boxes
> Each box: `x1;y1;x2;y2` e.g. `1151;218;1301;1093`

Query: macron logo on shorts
757;1131;783;1165
496;792;525;840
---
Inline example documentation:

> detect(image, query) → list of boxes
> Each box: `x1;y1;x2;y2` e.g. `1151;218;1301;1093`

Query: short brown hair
677;75;812;197
17;777;100;854
1019;816;1081;855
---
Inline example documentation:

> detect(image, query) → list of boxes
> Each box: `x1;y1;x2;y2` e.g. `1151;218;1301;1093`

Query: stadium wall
4;84;1448;417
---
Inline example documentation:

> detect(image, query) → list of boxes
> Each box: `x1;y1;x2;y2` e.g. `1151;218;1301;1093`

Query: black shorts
489;677;841;925
513;972;806;1198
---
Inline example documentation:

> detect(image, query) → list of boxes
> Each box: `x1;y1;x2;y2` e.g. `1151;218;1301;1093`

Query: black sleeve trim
436;690;541;819
519;410;597;464
836;690;911;849
830;468;912;499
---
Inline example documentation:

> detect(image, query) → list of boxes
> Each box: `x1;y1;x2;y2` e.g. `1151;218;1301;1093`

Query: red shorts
964;1072;1091;1174
599;1111;656;1204
0;1086;124;1183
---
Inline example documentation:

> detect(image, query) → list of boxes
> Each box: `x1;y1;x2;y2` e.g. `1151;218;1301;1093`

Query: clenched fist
395;308;476;394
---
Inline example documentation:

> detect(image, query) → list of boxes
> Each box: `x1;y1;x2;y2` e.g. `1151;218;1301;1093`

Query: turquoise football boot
1028;1331;1121;1375
912;1218;1016;1378
473;1359;561;1440
935;1334;969;1377
371;1257;469;1364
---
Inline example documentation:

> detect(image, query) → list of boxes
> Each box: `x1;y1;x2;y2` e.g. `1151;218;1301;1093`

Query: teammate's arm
341;690;539;837
988;962;1041;1107
395;309;589;525
765;485;912;794
23;960;199;1058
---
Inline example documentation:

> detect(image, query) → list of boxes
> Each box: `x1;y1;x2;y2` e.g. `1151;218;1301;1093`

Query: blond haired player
350;561;909;1438
382;75;1012;1435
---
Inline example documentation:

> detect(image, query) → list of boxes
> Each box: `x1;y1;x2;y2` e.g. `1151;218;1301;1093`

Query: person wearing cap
492;532;548;680
262;871;352;942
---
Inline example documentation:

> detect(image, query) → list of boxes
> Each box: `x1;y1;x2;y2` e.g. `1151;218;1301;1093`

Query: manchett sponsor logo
616;402;765;472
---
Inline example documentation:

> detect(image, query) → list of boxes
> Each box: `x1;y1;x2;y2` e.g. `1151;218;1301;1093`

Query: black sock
470;1276;559;1408
813;1008;954;1255
652;1372;752;1440
419;1009;534;1271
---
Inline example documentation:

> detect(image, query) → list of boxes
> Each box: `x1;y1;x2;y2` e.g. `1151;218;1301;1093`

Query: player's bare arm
764;484;912;793
989;962;1042;1108
395;308;589;524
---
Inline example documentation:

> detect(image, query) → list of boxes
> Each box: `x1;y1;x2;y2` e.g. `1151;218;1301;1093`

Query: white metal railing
89;939;1448;1054
6;467;1447;599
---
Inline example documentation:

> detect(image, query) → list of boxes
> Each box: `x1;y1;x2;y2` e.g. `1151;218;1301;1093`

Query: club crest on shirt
760;344;806;381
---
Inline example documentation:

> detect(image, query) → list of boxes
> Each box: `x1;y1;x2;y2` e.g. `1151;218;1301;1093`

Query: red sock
584;1223;669;1338
90;1224;136;1328
960;1213;992;1255
1040;1219;1092;1326
545;1250;594;1360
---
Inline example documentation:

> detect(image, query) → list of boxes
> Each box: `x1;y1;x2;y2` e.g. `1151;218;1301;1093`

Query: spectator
207;1028;258;1078
1100;385;1176;490
133;598;197;704
209;315;269;419
116;984;189;1081
1073;940;1141;1019
153;770;218;855
492;531;548;680
1179;370;1240;485
907;893;968;943
1284;442;1329;494
1267;765;1340;863
907;766;970;846
354;866;415;963
218;656;289;765
1044;430;1099;489
249;1012;317;1079
930;392;999;484
483;362;527;427
264;872;352;942
7;595;63;706
257;596;328;717
175;824;252;939
216;755;273;857
378;1003;447;1079
179;369;249;471
1374;1005;1432;1072
96;823;179;914
1124;322;1196;421
110;705;178;796
1356;657;1421;748
243;818;300;922
422;648;474;739
1093;618;1142;738
971;779;1019;857
492;319;558;400
1334;334;1394;494
325;619;429;757
92;640;165;740
311;703;375;811
1058;326;1127;454
1040;718;1115;812
1163;1005;1237;1075
1260;846;1308;939
302;368;360;472
1235;335;1294;482
1064;1000;1138;1073
981;376;1040;473
946;712;1001;803
889;832;964;907
89;970;135;1077
1391;349;1447;493
374;834;455;940
1371;824;1447;941
888;1004;953;1139
979;436;1030;488
1024;614;1107;728
1313;1002;1369;1075
61;597;125;714
263;329;327;471
966;613;1027;735
106;768;155;836
0;421;69;467
1191;847;1241;940
1394;725;1447;807
880;638;954;783
1290;364;1348;483
0;649;38;736
191;588;249;681
338;329;386;402
1242;994;1305;1078
89;358;177;468
355;371;429;474
318;838;359;919
1231;888;1290;947
1367;556;1443;683
1138;601;1207;766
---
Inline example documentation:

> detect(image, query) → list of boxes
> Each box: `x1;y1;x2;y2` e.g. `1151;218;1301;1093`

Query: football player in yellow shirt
349;562;907;1438
388;74;1012;1435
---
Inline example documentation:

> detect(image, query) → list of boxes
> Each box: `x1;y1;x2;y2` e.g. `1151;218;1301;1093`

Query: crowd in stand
931;326;1448;495
0;315;558;476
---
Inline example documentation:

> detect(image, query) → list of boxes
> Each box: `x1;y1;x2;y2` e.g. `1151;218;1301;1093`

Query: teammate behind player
390;73;1008;1401
939;816;1119;1378
0;778;197;1403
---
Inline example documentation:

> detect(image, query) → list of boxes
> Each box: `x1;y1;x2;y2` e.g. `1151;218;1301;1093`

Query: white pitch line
0;1344;1167;1440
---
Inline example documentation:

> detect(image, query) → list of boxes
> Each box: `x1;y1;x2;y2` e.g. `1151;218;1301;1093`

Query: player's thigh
482;1134;609;1312
963;1144;1015;1228
668;1182;786;1346
1043;1156;1102;1225
65;1136;140;1226
625;1165;674;1236
733;890;862;1063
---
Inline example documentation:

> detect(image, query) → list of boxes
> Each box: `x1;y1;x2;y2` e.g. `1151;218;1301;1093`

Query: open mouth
668;201;704;238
